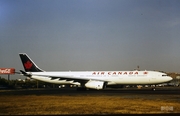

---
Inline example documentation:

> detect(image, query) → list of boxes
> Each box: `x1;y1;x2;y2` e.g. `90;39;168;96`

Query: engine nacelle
85;80;106;90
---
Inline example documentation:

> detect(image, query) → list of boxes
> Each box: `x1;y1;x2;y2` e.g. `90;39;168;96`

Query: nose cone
166;76;173;82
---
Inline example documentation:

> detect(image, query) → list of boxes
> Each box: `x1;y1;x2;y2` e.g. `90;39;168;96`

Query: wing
49;76;88;83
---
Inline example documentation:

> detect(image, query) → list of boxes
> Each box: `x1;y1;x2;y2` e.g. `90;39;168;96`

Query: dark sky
1;0;180;80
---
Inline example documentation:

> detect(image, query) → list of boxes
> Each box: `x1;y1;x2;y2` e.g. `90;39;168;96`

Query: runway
1;87;180;105
1;86;180;96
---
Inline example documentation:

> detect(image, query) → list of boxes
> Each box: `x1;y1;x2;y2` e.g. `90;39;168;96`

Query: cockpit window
162;75;167;76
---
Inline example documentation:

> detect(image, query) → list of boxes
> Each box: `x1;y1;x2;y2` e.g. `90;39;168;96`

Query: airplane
18;53;173;91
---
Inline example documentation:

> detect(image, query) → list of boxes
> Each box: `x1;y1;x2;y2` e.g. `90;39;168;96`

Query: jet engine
85;80;106;90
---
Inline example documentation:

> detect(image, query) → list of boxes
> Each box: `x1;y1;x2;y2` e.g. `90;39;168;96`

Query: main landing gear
152;87;156;91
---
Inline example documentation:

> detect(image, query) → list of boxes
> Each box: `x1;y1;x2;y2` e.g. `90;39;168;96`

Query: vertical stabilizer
19;53;44;72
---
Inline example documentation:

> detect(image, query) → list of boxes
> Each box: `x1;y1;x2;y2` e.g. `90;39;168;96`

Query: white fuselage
26;70;172;85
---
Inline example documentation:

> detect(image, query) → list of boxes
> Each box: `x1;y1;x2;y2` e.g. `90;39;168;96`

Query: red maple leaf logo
24;61;33;70
144;72;148;74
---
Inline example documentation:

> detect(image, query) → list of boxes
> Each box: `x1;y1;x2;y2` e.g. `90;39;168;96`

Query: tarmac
0;86;180;97
1;87;180;105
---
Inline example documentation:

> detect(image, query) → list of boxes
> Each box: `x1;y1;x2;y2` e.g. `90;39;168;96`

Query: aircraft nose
167;76;173;82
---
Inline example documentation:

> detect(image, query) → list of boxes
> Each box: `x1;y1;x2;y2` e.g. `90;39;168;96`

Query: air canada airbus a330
19;53;172;90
